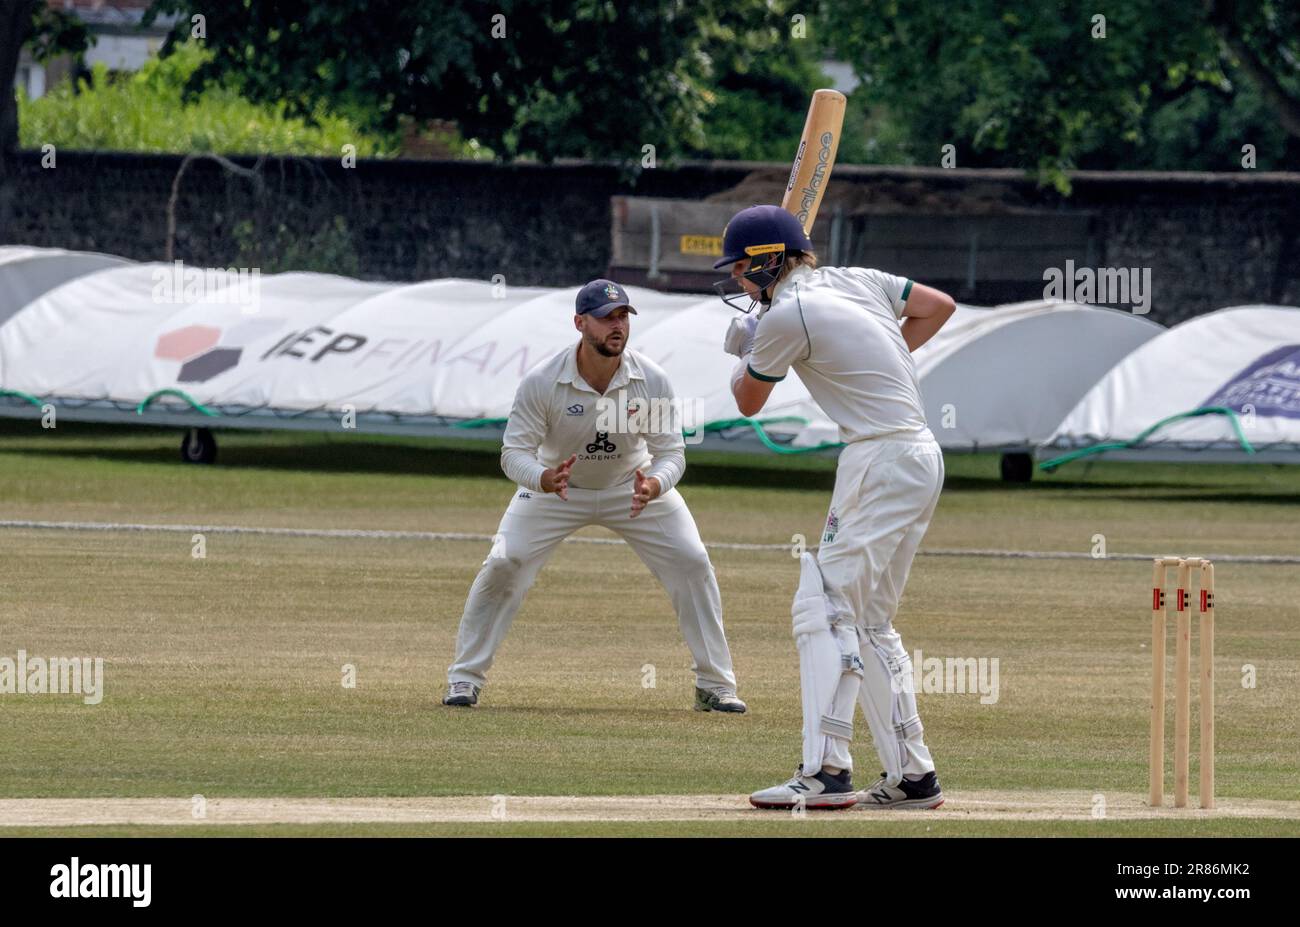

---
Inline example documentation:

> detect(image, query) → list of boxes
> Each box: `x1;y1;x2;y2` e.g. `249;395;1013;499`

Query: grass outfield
0;421;1297;836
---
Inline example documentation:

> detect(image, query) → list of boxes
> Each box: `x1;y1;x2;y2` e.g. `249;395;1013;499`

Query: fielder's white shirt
500;345;686;493
747;265;929;443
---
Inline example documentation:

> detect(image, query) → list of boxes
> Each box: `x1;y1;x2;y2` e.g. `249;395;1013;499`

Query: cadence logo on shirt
585;432;617;454
1201;344;1300;420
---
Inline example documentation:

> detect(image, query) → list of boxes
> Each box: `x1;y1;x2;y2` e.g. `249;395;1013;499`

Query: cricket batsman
713;205;956;809
442;279;746;714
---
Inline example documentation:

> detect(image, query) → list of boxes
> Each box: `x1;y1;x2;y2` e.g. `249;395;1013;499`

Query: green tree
18;44;395;157
1204;0;1300;141
3;1;91;155
820;0;1299;185
145;0;820;163
681;20;832;162
3;1;91;227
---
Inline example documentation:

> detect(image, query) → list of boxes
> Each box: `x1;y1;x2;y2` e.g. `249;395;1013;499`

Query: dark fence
6;151;1299;324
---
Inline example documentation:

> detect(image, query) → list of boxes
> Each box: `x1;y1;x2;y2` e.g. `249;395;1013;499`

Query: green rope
699;416;844;455
3;390;836;455
0;389;44;408
1039;406;1255;472
136;389;219;417
456;414;841;455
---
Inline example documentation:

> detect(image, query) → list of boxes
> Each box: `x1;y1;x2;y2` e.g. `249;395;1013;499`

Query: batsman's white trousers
813;428;944;779
447;482;737;691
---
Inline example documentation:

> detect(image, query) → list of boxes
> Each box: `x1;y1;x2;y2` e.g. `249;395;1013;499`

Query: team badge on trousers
823;510;839;543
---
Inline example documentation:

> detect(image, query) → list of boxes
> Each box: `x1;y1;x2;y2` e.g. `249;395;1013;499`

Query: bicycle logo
586;432;617;454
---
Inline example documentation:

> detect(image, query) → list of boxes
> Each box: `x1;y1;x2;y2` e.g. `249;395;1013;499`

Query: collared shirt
500;344;686;492
747;265;928;443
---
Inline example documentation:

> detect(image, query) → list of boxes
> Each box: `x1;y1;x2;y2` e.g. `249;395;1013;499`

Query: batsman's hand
630;469;660;518
541;454;577;500
723;314;759;358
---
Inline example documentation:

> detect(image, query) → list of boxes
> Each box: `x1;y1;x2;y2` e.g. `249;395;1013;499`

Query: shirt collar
771;264;814;302
559;343;644;393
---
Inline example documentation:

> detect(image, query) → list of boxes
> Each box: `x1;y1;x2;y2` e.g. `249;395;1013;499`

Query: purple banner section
1201;344;1300;420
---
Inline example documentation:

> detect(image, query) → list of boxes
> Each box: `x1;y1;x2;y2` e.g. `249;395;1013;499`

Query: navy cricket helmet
712;205;814;312
712;204;814;270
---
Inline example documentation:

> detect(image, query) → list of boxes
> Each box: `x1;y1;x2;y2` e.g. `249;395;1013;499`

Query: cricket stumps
1149;557;1215;809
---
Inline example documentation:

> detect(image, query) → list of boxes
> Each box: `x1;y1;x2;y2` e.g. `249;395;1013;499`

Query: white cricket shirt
747;265;929;443
500;344;686;492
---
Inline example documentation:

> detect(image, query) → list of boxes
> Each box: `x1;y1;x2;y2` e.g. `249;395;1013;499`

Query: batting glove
723;314;759;358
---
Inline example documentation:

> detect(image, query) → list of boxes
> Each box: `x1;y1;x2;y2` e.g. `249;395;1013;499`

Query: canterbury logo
586;432;616;453
566;403;584;415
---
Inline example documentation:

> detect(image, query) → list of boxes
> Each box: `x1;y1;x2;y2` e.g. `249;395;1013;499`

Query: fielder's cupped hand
541;454;577;500
723;314;759;358
630;468;660;518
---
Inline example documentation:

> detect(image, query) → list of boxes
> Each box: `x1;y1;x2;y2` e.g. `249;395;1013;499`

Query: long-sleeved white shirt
500;345;686;493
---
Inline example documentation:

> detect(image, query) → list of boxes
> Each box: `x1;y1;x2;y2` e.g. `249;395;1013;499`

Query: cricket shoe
442;681;480;707
694;686;747;713
855;770;944;809
749;765;857;810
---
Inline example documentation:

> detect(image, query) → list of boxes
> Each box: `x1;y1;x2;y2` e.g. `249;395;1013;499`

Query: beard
587;332;626;357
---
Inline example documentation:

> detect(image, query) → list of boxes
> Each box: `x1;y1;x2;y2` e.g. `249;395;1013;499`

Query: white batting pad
793;553;864;773
859;625;934;786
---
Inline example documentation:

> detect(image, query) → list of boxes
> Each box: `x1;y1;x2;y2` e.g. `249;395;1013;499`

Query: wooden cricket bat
781;89;847;235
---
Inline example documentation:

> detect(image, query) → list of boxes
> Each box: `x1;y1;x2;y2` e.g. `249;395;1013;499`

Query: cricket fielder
713;206;956;809
443;279;745;714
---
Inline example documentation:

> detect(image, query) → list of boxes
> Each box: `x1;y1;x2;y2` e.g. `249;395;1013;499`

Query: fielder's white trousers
447;483;737;691
815;429;944;777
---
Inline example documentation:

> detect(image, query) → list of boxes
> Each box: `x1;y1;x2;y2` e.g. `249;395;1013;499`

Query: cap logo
604;283;619;300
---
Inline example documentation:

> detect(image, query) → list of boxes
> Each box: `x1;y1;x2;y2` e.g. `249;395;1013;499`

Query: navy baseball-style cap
576;279;637;317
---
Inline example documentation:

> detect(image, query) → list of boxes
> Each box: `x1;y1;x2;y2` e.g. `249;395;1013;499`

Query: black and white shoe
749;765;857;810
442;681;480;707
855;770;944;809
694;686;748;713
